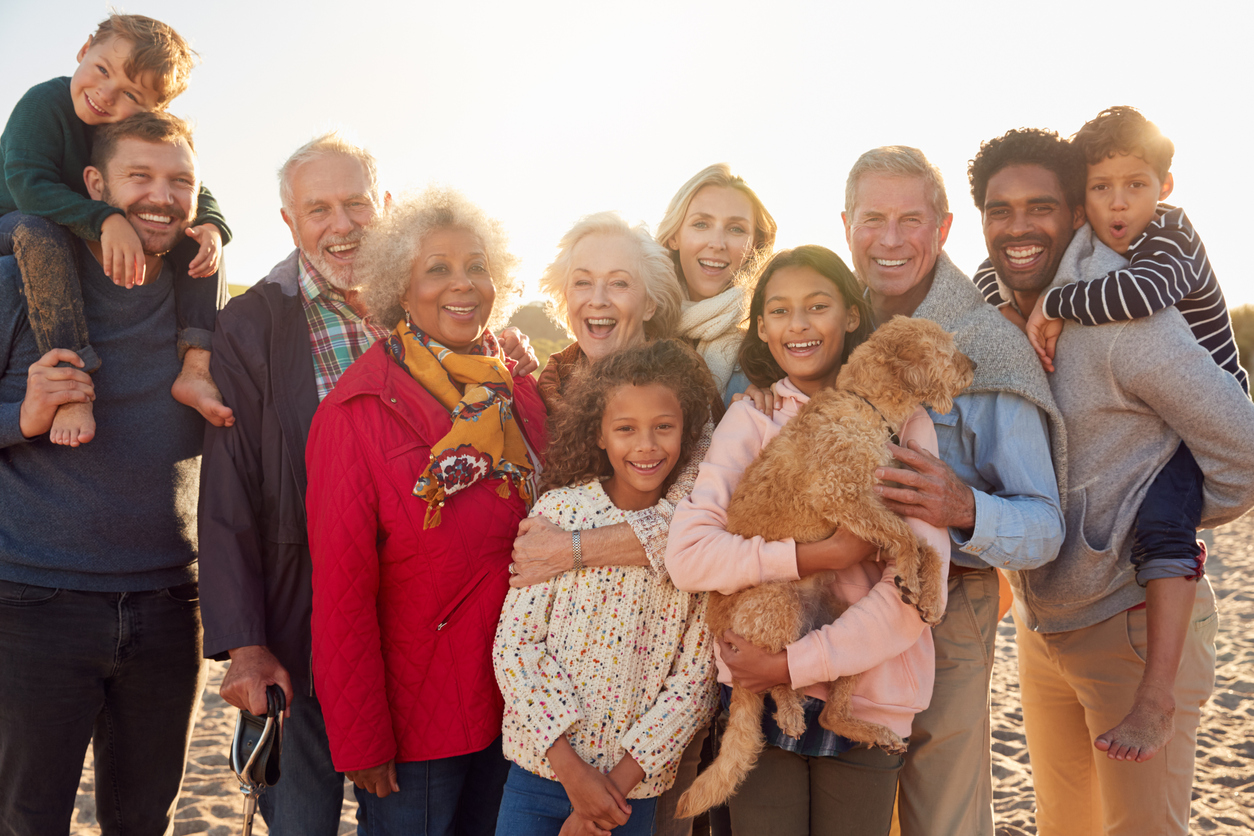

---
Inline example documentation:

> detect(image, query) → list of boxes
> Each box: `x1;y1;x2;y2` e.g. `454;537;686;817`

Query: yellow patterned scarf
386;322;535;528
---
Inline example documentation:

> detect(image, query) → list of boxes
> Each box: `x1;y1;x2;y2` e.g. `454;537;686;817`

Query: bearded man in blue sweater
0;111;207;835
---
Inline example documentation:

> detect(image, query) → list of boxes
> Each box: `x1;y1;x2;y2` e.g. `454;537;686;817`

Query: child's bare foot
1095;683;1175;762
49;401;96;447
173;348;233;427
172;368;234;427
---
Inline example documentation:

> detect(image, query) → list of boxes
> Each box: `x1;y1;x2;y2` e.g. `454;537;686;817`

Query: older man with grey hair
198;133;535;834
841;146;1065;836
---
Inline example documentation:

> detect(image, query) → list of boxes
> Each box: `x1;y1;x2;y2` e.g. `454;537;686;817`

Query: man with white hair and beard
198;133;536;834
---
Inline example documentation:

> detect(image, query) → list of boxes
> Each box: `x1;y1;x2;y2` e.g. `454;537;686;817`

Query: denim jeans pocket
0;579;59;605
162;581;200;604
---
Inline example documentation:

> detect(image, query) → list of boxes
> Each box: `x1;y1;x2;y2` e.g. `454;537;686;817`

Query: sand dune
71;516;1254;835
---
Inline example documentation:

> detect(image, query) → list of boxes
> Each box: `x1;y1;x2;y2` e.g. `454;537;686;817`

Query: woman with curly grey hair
304;186;548;835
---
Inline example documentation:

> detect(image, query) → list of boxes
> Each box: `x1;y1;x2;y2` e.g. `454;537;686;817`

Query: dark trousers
256;690;345;836
1131;442;1206;583
0;211;225;367
0;579;207;836
354;736;509;836
728;743;903;836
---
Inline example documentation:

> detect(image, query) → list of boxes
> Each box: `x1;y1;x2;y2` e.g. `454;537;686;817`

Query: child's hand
548;738;630;830
559;813;611;836
1026;297;1063;373
101;213;145;288
564;765;631;831
186;223;223;278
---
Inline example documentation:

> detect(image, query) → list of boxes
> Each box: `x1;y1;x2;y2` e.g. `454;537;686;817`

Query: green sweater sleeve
195;184;232;245
0;78;122;241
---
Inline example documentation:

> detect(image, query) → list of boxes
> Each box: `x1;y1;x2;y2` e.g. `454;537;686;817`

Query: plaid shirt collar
298;254;350;308
297;253;389;401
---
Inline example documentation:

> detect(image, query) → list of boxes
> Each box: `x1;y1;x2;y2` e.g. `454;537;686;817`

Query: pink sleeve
664;402;801;595
785;407;951;687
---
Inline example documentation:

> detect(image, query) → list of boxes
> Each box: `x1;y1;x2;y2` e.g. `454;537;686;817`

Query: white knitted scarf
677;285;748;393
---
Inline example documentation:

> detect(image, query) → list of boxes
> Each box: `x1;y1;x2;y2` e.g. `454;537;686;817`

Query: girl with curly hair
493;339;720;836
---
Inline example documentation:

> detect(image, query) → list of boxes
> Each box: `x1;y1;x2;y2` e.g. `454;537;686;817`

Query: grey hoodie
1002;226;1254;633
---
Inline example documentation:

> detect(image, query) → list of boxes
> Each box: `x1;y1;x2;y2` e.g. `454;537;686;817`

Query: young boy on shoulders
975;106;1248;763
0;12;233;446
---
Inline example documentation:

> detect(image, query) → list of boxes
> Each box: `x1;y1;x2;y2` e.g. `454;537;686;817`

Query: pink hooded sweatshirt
664;377;951;739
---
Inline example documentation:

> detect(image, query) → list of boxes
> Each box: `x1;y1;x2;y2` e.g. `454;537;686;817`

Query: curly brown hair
1073;106;1174;181
737;246;872;389
967;128;1085;211
540;339;718;494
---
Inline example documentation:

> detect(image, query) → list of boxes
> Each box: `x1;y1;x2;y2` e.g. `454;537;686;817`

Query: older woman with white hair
534;211;682;403
305;186;547;835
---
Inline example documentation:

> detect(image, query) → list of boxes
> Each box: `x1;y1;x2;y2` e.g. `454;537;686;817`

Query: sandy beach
70;515;1254;835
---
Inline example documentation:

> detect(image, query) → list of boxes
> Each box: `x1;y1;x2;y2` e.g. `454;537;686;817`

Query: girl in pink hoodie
665;245;951;836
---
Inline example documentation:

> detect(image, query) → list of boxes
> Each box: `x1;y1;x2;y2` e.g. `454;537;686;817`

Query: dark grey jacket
198;251;321;691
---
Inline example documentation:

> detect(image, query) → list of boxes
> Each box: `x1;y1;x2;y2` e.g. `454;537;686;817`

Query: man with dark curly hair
968;128;1254;836
968;129;1086;317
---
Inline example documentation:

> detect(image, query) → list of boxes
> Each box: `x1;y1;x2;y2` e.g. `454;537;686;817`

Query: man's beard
100;185;191;257
300;231;364;291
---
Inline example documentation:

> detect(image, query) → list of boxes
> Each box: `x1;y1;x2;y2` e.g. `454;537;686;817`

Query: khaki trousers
898;567;1000;836
1014;579;1218;836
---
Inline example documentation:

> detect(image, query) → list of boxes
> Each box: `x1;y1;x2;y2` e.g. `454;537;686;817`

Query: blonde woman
656;164;777;400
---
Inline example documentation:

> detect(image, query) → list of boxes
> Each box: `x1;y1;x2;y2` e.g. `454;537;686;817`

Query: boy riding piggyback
0;12;233;446
975;106;1249;764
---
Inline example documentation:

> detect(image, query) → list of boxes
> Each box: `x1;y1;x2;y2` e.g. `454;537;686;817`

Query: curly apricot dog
677;316;975;818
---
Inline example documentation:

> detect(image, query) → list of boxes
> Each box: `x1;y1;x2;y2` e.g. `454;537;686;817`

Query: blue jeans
256;690;344;836
495;762;658;836
354;736;509;836
0;580;206;836
1131;441;1206;583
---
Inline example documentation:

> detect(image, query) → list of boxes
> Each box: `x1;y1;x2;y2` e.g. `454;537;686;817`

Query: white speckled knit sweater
493;480;719;799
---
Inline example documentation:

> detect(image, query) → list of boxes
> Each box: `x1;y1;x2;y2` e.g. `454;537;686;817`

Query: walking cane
230;684;285;836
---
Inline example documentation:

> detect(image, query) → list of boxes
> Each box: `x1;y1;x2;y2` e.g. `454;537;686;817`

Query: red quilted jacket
306;341;548;772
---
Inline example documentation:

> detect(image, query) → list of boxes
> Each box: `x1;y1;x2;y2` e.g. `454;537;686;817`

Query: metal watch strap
572;530;583;572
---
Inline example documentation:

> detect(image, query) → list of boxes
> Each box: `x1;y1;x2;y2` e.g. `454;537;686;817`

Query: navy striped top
973;205;1248;394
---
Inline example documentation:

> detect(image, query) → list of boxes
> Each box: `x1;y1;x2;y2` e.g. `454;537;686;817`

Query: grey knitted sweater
999;226;1254;633
915;253;1067;497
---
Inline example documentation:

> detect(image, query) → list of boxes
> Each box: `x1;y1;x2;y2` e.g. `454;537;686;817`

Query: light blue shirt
928;390;1063;571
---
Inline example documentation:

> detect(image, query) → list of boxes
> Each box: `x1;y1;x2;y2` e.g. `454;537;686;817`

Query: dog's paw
917;601;945;626
880;738;909;756
774;702;807;739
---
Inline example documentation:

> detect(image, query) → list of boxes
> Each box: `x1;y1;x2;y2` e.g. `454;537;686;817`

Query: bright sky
5;1;1253;309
